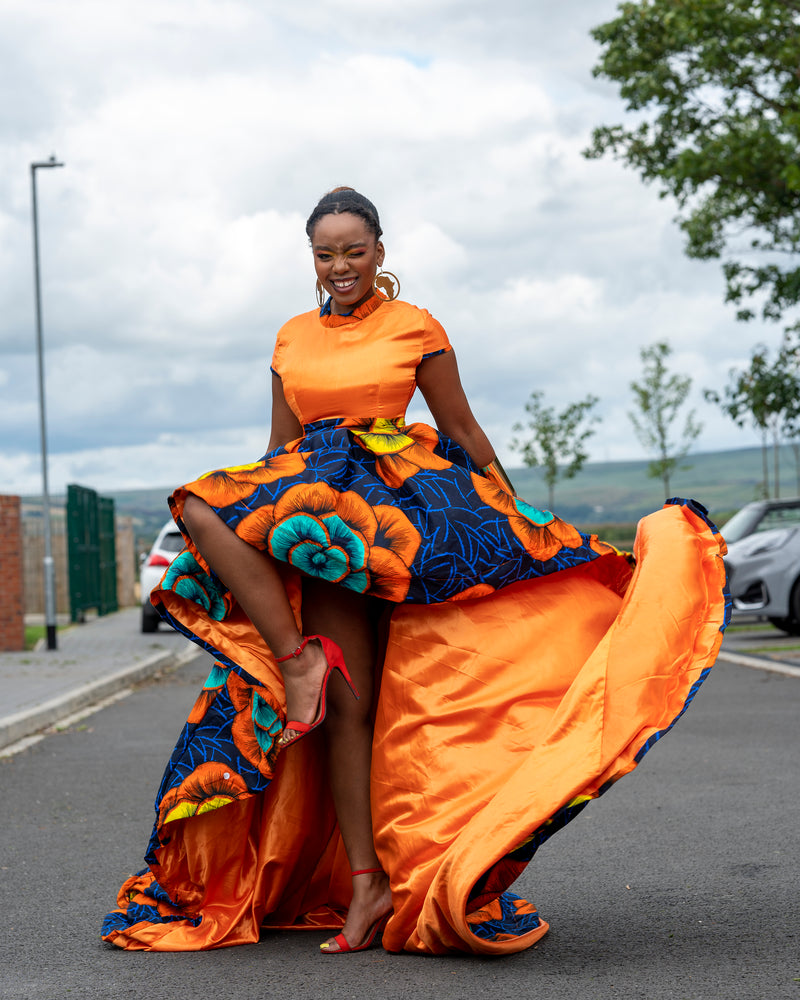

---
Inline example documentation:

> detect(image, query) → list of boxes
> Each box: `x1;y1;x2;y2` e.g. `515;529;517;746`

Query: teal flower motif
237;482;419;601
163;550;227;620
251;694;282;753
269;512;368;585
512;498;554;526
203;663;230;690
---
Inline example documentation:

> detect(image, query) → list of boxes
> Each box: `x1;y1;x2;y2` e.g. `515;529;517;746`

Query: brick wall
0;495;25;651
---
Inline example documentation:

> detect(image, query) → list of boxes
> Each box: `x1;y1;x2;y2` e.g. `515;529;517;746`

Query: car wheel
769;579;800;635
141;604;160;633
768;616;800;635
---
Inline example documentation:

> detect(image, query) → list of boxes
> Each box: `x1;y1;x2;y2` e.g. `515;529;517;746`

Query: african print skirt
101;418;730;953
163;416;623;607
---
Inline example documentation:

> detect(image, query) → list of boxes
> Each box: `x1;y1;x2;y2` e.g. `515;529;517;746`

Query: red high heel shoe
276;635;359;750
319;868;392;954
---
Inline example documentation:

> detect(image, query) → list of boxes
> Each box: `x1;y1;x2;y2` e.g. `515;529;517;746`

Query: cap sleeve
270;331;284;378
421;311;452;361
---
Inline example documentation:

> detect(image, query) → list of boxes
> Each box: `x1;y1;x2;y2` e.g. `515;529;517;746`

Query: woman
102;188;728;955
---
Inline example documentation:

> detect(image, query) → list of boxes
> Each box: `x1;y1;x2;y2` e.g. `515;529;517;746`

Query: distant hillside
511;443;799;526
509;446;800;524
29;443;800;551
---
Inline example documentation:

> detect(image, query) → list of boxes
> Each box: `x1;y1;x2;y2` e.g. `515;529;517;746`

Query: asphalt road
1;650;798;1000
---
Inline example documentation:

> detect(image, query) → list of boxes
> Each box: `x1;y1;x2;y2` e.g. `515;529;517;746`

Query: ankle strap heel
276;637;311;662
275;635;360;751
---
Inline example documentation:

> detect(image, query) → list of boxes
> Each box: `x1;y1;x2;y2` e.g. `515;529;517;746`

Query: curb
716;649;800;679
0;644;195;751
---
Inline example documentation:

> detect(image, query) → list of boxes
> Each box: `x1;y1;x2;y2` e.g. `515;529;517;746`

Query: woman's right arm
267;372;303;451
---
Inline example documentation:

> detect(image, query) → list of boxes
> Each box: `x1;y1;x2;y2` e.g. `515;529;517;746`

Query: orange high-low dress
102;295;729;954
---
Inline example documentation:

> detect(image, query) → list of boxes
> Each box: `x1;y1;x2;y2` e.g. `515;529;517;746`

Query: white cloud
0;0;785;498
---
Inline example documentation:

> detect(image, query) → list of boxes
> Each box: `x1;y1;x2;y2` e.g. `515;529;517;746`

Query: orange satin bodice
270;296;451;426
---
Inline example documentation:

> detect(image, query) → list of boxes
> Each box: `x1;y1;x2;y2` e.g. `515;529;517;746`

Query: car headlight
735;528;793;557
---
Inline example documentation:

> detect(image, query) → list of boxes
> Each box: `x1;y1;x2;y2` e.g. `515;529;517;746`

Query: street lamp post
30;155;64;651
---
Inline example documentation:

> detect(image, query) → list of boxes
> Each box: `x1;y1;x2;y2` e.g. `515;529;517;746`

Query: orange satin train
102;499;727;953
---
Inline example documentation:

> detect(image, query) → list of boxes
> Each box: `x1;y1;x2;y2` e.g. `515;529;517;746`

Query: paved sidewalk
0;608;195;750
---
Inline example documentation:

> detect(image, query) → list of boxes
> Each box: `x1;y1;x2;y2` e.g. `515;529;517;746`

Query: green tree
629;341;702;497
510;391;600;510
705;332;800;496
780;335;800;493
585;0;800;326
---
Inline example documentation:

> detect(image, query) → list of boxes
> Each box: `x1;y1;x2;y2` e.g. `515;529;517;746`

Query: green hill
38;443;798;551
510;443;799;527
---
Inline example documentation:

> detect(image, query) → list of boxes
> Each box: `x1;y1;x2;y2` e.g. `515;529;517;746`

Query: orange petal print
227;671;257;712
196;452;307;508
403;421;441;448
405;442;452;474
187;688;219;725
271;482;338;522
446;582;496;602
541;514;583;549
230;687;282;777
375;444;452;488
158;762;249;826
372;504;421;566
365;546;413;601
373;453;420;489
508;512;583;561
237;504;277;549
589;534;620;558
330;490;379;544
470;470;518;517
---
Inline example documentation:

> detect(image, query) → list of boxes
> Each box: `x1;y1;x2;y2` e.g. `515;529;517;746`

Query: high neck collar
319;293;385;327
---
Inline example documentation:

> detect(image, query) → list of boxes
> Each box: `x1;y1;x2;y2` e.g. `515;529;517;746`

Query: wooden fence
22;503;137;616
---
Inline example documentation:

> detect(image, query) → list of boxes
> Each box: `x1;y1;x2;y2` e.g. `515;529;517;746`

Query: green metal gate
66;484;118;622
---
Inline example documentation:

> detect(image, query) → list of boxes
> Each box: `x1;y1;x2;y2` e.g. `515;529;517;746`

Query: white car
722;498;800;634
140;520;185;632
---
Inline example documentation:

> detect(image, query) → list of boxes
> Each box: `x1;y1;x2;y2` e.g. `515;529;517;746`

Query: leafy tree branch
629;340;702;498
510;392;600;510
586;0;800;324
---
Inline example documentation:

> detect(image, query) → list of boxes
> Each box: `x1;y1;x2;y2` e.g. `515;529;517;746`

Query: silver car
139;520;185;632
722;498;800;634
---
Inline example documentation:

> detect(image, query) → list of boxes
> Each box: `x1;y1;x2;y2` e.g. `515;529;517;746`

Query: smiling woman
102;186;729;959
312;213;385;312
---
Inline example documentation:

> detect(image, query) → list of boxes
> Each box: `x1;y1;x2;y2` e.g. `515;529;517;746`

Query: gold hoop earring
372;270;400;301
315;279;327;308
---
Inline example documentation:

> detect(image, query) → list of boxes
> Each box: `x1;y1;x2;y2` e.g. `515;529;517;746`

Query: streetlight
31;154;64;651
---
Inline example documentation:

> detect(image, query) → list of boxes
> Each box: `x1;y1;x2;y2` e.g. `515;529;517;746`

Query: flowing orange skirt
102;500;727;953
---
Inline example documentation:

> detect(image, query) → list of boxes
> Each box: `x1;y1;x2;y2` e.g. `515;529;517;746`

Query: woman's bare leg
301;577;392;951
181;494;331;735
182;496;390;946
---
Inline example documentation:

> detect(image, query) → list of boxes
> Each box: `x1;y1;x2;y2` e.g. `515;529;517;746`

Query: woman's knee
182;494;212;540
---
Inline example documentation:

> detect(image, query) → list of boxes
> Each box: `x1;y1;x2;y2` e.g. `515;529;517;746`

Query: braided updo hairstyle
305;187;383;242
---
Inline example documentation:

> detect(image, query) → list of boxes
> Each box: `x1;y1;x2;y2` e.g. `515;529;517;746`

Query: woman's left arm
415;350;496;468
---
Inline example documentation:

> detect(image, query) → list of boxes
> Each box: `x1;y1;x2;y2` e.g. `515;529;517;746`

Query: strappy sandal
276;635;359;750
319;868;392;954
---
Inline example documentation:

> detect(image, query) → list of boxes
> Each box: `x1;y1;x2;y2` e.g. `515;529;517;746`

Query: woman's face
311;212;385;315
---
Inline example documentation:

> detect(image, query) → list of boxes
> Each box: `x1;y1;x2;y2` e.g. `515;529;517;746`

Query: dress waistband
302;416;406;434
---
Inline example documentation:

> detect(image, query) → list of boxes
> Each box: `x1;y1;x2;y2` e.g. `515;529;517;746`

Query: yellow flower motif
350;418;415;455
349;418;452;488
158;762;249;826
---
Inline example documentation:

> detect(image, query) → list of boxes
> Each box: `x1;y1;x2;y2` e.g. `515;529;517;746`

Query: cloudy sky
0;0;785;497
